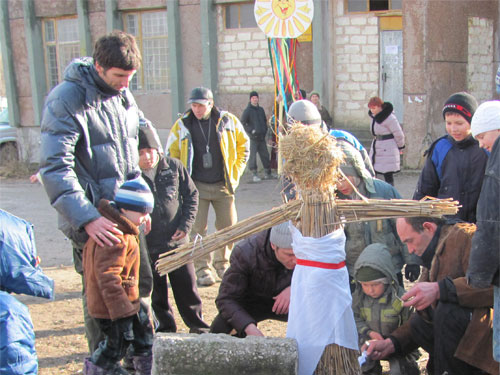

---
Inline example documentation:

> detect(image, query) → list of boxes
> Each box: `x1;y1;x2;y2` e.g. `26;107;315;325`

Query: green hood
353;243;400;286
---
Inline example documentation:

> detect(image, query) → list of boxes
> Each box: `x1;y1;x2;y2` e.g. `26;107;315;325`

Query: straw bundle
155;199;302;276
155;197;458;275
279;123;344;192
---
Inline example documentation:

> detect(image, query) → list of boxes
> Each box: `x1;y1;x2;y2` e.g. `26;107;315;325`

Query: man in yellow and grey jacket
165;87;249;287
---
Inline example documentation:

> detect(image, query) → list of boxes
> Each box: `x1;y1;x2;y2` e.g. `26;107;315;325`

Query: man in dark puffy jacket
210;222;296;337
39;31;153;353
241;91;273;182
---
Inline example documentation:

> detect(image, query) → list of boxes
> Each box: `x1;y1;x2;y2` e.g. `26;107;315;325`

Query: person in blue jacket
413;92;488;223
0;209;54;375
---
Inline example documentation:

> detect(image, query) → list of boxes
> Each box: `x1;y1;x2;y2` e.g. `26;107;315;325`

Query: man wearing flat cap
165;87;249;287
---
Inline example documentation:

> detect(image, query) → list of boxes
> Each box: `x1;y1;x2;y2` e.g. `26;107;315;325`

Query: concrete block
253;49;268;59
152;333;298;375
345;26;361;35
246;41;260;50
237;32;251;41
232;42;246;51
335;17;350;26
351;35;367;44
238;50;252;59
232;60;245;68
247;59;260;67
351;17;367;26
219;44;231;52
224;35;236;43
248;76;262;85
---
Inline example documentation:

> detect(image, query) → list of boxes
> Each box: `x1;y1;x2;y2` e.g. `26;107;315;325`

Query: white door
380;30;403;123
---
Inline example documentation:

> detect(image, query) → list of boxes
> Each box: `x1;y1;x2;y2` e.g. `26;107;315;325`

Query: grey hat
270;222;293;249
337;140;375;193
287;100;322;126
188;87;213;105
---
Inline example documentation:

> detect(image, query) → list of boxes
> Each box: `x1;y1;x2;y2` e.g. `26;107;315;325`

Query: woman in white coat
367;96;405;185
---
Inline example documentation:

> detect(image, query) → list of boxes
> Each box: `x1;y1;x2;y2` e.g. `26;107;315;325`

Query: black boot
133;354;152;375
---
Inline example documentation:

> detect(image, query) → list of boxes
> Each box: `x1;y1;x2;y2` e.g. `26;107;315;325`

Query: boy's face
139;148;159;170
445;112;471;142
337;175;357;196
360;280;387;299
122;209;149;226
475;129;500;152
310;94;320;105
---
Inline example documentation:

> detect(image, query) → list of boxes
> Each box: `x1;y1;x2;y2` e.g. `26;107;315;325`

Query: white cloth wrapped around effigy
286;223;358;375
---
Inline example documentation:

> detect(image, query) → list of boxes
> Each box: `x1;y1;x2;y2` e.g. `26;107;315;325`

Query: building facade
0;0;498;167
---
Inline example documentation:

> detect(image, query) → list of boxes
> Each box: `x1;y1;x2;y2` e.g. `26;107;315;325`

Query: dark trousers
91;304;153;370
248;138;271;173
378;172;394;185
410;302;483;375
210;298;288;337
148;251;208;332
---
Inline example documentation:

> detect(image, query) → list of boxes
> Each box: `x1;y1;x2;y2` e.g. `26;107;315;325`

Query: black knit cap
138;124;162;150
249;90;259;98
442;92;478;124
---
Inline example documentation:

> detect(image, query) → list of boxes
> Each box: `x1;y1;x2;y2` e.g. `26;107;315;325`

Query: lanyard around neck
197;118;211;153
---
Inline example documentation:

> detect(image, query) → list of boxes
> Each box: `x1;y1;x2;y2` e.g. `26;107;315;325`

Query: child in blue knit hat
82;172;155;375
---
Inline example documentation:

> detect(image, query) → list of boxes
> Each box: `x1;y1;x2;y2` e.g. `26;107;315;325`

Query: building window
225;2;257;29
347;0;402;13
43;18;80;90
124;10;169;92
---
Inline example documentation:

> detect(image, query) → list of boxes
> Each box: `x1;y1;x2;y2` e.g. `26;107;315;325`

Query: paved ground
0;170;419;268
0;170;423;374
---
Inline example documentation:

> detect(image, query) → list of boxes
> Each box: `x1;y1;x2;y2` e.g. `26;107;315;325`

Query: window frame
42;16;80;91
123;9;169;93
345;0;402;14
223;1;258;30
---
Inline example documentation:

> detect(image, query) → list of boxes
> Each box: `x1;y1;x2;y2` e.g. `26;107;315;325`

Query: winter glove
405;264;421;282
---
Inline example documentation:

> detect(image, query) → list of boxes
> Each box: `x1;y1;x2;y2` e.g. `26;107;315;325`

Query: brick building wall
467;17;494;103
333;11;379;128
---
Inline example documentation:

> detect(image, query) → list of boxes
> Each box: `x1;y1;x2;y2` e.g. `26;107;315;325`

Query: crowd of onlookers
2;29;498;375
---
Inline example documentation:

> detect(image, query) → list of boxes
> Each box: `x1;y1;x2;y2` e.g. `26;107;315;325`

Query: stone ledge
152;333;298;375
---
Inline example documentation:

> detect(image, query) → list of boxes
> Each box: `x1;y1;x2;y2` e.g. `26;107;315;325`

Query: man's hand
402;282;440;310
368;331;384;341
244;323;264;337
171;229;186;241
405;264;421;282
272;286;291;315
363;338;395;360
85;217;122;247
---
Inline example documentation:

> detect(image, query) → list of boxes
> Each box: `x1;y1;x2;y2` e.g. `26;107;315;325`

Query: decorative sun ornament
254;0;314;38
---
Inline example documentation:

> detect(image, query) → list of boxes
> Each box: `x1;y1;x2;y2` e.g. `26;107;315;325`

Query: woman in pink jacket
368;97;405;185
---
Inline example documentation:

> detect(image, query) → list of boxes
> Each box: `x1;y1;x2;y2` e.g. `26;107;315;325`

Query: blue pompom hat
114;172;154;214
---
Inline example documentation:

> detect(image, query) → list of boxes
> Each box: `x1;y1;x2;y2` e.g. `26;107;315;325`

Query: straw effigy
280;123;361;375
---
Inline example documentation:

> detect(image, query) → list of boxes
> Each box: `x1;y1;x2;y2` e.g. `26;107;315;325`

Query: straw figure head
280;123;344;193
